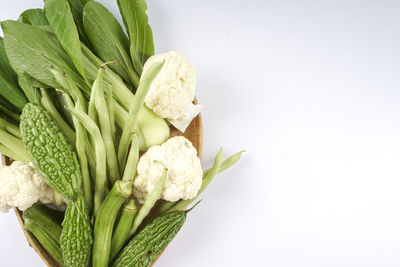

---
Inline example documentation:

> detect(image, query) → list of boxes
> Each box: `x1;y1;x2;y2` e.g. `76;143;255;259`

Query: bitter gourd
60;195;93;267
20;103;81;200
112;210;187;267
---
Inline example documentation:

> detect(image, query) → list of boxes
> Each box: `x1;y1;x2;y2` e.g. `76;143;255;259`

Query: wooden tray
3;112;203;267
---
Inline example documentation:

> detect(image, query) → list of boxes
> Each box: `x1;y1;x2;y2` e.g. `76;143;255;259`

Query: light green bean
122;134;139;181
128;167;167;238
169;149;224;212
93;66;119;185
40;88;76;146
117;61;164;172
68;107;107;215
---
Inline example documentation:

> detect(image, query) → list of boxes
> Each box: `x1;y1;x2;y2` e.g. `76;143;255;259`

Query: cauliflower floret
133;136;203;203
143;51;203;133
0;161;62;212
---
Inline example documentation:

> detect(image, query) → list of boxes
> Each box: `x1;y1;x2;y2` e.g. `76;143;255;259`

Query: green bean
92;180;133;267
110;199;137;260
128;167;167;238
51;69;97;185
117;61;164;172
157;150;244;215
63;94;93;212
204;150;245;176
106;83;116;144
40;88;76;146
93;66;120;185
122;134;139;181
169;149;224;212
68;107;107;215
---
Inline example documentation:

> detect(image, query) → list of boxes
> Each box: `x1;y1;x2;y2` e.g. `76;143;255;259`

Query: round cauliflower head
133;136;203;203
0;161;57;212
142;51;203;133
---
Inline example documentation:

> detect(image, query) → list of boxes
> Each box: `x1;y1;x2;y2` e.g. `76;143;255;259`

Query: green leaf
1;21;87;93
18;9;49;26
83;1;139;88
117;0;155;75
44;0;85;78
17;73;42;105
0;38;28;111
67;0;90;44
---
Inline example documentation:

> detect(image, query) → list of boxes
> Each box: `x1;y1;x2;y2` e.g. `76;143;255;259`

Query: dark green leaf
117;0;154;75
83;1;139;88
17;73;43;105
18;9;49;26
67;0;90;44
44;0;85;78
0;38;28;111
1;21;87;92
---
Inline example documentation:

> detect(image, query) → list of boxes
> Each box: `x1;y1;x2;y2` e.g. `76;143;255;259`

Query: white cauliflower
133;136;203;203
142;51;203;133
0;161;62;212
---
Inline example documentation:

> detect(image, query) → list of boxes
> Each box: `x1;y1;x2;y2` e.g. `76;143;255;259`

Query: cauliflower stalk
0;161;64;212
142;51;203;133
133;136;203;203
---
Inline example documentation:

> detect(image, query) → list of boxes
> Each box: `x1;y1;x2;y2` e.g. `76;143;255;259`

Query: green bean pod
117;61;164;172
110;199;137;260
169;149;224;212
93;66;119;185
156;149;244;215
68;107;107;215
40;88;76;146
128;167;167;238
122;134;139;181
92;180;133;267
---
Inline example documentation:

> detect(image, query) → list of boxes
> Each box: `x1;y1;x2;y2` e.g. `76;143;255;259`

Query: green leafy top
44;0;85;78
117;0;155;75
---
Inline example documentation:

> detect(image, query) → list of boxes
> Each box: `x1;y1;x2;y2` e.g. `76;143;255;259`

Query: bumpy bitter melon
112;210;187;267
20;103;81;200
61;195;93;267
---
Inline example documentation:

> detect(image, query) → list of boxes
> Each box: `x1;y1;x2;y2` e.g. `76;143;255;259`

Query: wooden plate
3;111;203;267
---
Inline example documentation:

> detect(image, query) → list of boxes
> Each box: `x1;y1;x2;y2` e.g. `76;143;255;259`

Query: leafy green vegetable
66;0;90;44
61;195;92;267
44;0;86;78
18;9;49;26
20;103;81;200
117;0;155;74
1;21;87;92
83;1;139;87
0;37;28;111
17;73;42;105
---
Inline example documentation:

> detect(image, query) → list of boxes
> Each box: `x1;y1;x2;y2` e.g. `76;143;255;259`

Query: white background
1;0;400;266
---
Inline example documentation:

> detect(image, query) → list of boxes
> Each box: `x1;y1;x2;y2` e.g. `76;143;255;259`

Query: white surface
1;0;400;266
